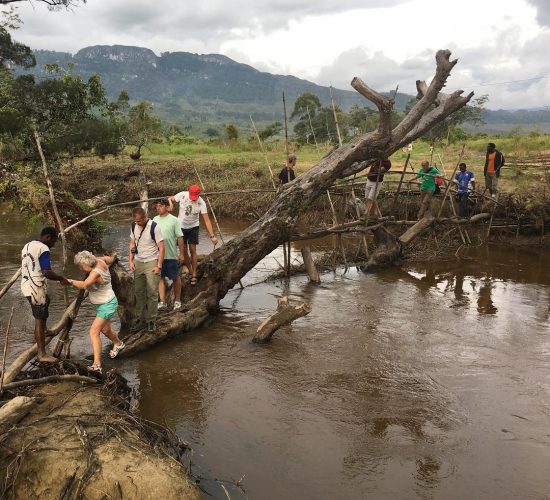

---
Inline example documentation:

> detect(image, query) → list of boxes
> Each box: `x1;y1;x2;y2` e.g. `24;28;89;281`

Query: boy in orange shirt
483;143;505;198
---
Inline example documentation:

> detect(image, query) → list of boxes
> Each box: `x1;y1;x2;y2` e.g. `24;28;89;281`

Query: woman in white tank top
67;251;125;373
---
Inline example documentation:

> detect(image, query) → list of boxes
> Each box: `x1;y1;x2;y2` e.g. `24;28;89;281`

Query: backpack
131;220;158;246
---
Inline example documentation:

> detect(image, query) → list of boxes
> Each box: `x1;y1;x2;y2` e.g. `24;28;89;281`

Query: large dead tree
116;50;473;356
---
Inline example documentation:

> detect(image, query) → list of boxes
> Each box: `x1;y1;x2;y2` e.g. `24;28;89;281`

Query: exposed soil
0;365;201;500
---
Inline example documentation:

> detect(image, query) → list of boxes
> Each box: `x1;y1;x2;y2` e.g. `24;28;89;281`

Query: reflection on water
1;205;550;499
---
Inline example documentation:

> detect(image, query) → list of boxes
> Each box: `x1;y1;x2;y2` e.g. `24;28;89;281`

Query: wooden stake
329;85;343;147
34;129;69;307
250;116;277;189
391;153;411;213
0;306;15;392
437;144;466;219
301;246;320;284
0;268;21;302
282;92;290;156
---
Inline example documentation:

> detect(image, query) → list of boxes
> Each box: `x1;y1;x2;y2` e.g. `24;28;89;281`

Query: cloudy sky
10;0;550;109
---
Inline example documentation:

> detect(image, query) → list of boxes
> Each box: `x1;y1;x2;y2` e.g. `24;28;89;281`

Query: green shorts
94;296;118;320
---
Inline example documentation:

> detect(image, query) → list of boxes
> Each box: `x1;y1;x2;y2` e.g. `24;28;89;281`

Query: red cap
188;184;201;201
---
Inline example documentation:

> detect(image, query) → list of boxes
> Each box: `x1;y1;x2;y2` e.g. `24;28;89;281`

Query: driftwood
253;296;312;343
2;291;86;386
0;396;39;432
301;247;320;284
1;374;97;391
83;187;120;210
0;269;21;302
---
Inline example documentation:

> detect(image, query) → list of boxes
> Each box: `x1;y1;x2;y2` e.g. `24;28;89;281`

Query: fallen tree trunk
0;396;39;433
83;187;120;210
253;296;312;343
114;49;473;356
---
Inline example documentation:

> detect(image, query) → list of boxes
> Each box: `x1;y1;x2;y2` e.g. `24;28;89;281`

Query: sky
9;0;550;109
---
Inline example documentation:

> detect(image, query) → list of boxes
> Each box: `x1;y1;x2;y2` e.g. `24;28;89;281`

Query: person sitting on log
168;185;218;286
67;251;125;373
278;155;297;186
454;162;476;218
364;158;390;218
20;226;70;363
153;198;185;311
414;160;442;219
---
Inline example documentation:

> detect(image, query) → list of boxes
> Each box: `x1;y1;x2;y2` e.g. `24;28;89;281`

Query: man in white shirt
21;226;69;362
129;207;165;332
169;184;218;285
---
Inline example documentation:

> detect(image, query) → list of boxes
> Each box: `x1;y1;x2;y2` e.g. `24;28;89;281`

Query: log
0;268;21;302
0;396;39;432
108;49;473;356
83;187;120;210
0;374;98;391
301;247;320;284
253;296;312;343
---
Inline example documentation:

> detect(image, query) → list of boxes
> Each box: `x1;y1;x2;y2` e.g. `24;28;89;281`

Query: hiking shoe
173;301;182;311
109;341;126;359
158;301;167;310
147;320;156;332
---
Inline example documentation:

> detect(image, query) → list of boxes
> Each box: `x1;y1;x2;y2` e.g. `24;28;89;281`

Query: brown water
1;207;550;499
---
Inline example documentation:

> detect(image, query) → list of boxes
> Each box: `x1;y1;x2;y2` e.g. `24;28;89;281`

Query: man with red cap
169;185;218;285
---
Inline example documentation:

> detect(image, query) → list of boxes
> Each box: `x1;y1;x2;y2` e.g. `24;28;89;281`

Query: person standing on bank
67;251;125;373
168;185;218;286
413;160;442;219
364;158;391;218
454;162;476;218
129;207;165;332
153;199;184;311
483;142;505;198
278;155;297;185
21;226;69;362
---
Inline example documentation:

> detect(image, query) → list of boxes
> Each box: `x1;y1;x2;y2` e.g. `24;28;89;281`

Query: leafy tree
123;101;162;159
291;92;321;120
225;123;238;141
258;121;282;141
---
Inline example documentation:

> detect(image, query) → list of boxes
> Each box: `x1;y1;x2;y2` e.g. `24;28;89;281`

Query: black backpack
131;220;158;247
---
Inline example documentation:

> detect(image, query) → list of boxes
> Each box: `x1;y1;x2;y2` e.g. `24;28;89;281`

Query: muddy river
1;206;550;499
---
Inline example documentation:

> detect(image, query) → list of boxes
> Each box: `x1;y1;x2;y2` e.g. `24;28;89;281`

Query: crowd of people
21;143;504;372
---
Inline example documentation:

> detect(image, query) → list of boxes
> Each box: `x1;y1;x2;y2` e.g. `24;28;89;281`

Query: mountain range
21;45;550;134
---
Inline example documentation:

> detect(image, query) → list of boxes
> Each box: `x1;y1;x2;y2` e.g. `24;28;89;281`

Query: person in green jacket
414;160;441;219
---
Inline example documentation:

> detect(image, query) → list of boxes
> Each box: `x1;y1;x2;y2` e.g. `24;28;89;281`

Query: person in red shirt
483;143;505;198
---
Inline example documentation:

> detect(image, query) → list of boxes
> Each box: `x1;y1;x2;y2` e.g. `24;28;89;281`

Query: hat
189;184;201;201
157;198;170;206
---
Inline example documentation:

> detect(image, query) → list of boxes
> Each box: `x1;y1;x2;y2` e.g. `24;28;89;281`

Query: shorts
26;293;50;320
365;180;383;201
94;296;118;320
161;259;179;280
182;226;199;245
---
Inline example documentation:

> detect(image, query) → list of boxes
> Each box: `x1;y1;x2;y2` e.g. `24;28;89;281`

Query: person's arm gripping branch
68;271;99;290
201;214;218;246
168;195;176;213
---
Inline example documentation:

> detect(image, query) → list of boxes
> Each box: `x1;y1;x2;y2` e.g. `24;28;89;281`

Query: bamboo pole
391;154;411;213
329;85;343;147
250;116;277;189
0;306;15;392
437;144;466;219
282;92;290;157
34;129;69;307
282;93;291;275
350;174;370;257
0;268;21;302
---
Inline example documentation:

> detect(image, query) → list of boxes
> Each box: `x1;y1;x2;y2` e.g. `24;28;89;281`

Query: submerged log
253;296;312;343
301;246;321;284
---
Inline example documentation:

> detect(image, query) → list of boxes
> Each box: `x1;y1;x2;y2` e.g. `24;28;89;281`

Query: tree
291;92;321;120
123;101;162;160
224;123;238;141
0;1;86;8
258;121;282;141
205;127;220;138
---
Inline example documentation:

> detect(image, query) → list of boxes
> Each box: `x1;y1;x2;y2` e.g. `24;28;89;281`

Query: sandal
109;341;126;359
190;276;197;286
87;364;103;374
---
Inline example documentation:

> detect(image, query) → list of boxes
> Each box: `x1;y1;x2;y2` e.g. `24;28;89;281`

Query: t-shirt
455;171;475;193
174;191;208;229
487;152;496;174
153;213;183;260
21;240;51;296
416;167;441;192
278;167;296;184
130;219;164;263
367;160;390;182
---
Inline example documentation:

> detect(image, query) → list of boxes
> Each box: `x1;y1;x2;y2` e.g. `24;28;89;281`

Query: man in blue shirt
454;163;476;218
